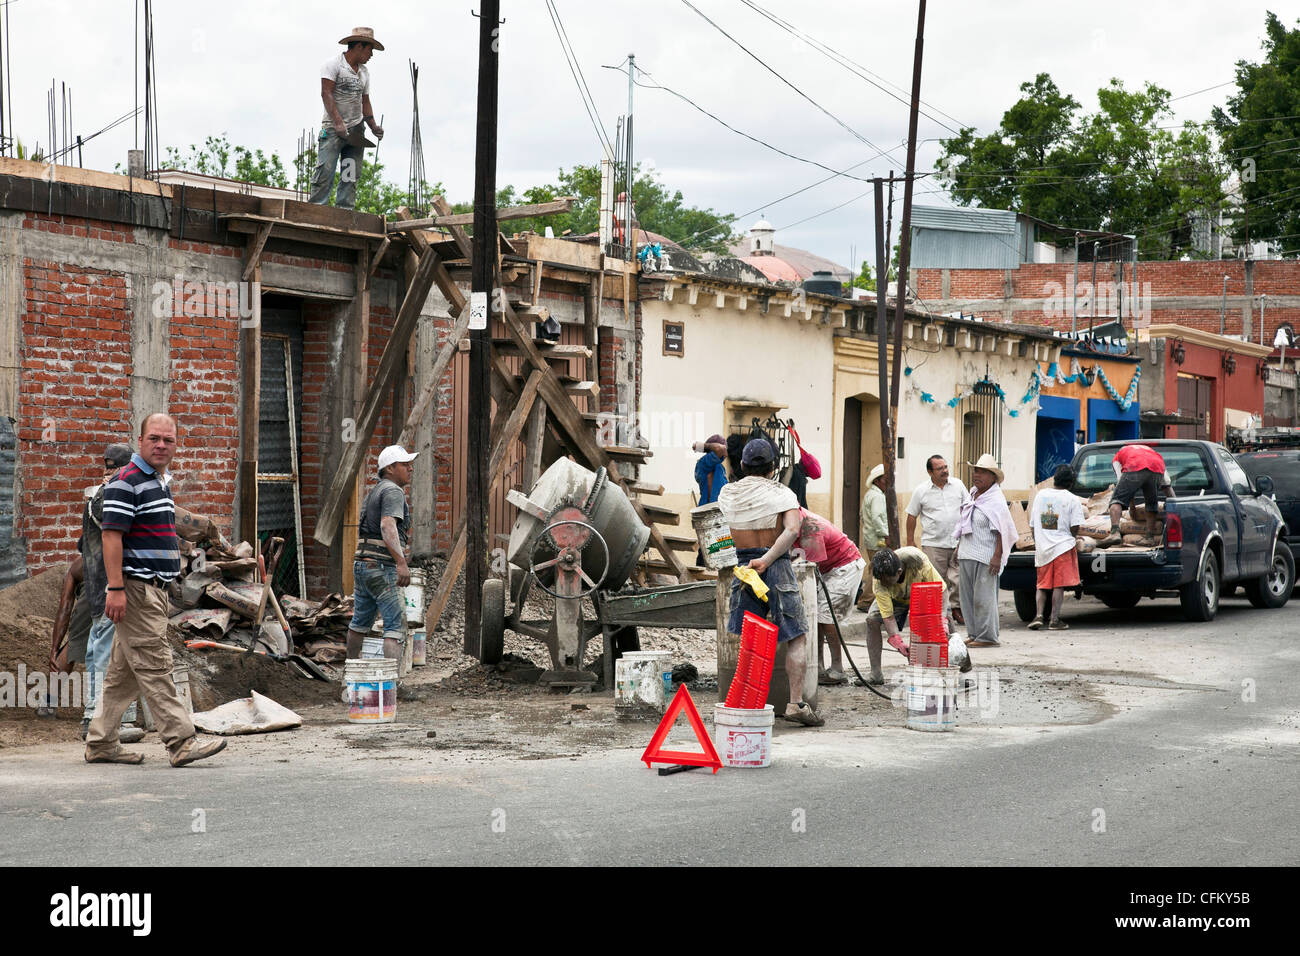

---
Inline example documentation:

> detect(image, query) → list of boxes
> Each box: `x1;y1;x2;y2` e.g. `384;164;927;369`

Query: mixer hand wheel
529;518;609;599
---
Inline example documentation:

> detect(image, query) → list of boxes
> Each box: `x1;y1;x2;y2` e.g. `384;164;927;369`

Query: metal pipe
1071;233;1080;336
1260;293;1266;346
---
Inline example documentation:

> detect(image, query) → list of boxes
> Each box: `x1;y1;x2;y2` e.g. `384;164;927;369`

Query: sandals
1048;620;1069;630
965;639;1000;647
1026;619;1044;630
818;668;848;686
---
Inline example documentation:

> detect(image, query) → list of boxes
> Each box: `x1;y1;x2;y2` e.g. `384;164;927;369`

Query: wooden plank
426;197;472;259
492;342;590;359
0;156;168;196
627;479;664;496
224;216;371;251
238;261;261;545
396;307;471;449
313;247;443;546
241;222;273;282
639;503;681;526
387;197;577;232
584;274;601;383
343;251;370;593
221;211;387;240
424;372;543;633
367;236;392;280
522;400;547;491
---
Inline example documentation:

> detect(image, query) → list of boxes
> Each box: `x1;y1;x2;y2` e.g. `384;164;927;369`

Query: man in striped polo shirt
85;413;226;767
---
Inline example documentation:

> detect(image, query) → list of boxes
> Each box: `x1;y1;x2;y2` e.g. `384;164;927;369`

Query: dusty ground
2;554;1275;763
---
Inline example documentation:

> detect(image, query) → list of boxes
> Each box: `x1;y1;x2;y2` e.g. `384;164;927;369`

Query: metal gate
257;309;306;597
957;379;1003;487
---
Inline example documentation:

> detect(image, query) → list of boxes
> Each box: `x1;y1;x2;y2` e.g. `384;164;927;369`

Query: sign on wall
663;321;684;356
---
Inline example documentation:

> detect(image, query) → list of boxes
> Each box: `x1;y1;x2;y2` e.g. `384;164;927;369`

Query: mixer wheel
480;578;506;665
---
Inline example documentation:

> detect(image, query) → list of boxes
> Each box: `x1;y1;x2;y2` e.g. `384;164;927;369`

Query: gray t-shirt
320;54;370;129
79;484;108;617
358;478;409;562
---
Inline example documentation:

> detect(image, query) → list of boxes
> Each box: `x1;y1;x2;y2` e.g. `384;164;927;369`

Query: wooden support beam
366;236;391;281
237;256;262;545
426;197;472;259
386;197;578;232
223;215;379;250
314;247;443;546
584;274;601;384
424;371;543;635
241;222;273;283
396;307;472;449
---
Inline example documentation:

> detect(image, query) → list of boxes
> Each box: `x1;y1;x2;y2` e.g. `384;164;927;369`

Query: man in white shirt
1028;465;1086;630
309;27;385;209
905;455;970;624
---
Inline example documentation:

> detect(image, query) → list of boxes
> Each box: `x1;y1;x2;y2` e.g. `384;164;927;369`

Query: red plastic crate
909;611;950;643
908;641;949;668
726;612;780;709
910;581;944;616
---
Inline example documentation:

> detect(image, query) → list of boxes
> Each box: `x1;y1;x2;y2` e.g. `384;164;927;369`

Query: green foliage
164;135;289;188
851;245;898;291
936;73;1228;258
485;163;737;254
1212;12;1300;249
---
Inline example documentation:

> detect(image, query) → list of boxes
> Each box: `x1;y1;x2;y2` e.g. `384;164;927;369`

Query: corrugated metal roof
910;205;1017;234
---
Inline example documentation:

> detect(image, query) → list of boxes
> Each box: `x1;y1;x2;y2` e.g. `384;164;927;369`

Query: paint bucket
403;568;427;625
361;633;385;658
171;665;193;714
691;502;737;569
713;704;775;768
905;665;959;732
344;658;398;723
410;630;427;666
614;651;673;719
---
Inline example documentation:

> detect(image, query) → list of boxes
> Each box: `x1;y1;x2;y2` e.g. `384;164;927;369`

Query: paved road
2;595;1297;866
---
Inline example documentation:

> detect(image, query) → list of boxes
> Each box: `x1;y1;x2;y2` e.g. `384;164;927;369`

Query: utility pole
465;0;500;657
625;52;636;261
886;0;927;513
874;177;898;547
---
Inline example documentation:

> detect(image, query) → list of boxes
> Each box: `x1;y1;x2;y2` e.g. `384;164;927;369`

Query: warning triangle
641;685;722;773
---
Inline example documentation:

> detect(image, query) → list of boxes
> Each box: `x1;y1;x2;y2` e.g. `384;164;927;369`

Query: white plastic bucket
614;651;673;718
403;568;427;625
713;704;775;767
344;658;398;723
905;665;959;732
410;630;427;667
691;502;737;570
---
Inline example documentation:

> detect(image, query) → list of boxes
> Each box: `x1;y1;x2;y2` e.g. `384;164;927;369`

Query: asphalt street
2;593;1297;866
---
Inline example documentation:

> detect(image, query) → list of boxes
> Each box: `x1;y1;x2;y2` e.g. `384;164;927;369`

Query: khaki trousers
86;578;194;756
923;545;961;613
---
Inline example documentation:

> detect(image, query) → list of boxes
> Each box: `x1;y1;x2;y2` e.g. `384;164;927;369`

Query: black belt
125;575;170;590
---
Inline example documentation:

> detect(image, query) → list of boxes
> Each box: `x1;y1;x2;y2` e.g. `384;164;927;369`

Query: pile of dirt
172;640;340;711
0;564;68;674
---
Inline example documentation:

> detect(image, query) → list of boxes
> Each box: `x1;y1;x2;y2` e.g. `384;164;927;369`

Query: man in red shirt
1104;444;1174;545
796;509;865;685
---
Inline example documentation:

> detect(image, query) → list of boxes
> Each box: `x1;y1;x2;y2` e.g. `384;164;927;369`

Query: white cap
378;445;418;473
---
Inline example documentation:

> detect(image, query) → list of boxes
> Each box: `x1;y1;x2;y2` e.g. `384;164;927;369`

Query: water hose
816;567;894;701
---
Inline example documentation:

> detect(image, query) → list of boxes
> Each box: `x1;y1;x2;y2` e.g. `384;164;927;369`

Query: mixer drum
507;459;650;593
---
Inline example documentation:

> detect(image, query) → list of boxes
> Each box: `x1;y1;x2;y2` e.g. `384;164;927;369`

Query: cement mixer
482;458;716;689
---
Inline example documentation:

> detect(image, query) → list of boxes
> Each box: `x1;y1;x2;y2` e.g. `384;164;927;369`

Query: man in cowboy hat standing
310;27;385;209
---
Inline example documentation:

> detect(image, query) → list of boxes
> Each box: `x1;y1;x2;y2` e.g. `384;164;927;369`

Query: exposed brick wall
18;258;132;570
429;315;457;555
915;259;1300;344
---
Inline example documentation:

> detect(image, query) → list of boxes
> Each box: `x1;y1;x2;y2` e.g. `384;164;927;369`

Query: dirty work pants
924;545;961;614
85;578;194;757
958;557;1000;645
309;128;364;208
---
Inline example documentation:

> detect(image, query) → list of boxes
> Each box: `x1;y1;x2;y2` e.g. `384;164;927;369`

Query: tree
481;163;737;254
164;135;289;188
1212;12;1300;250
937;73;1227;258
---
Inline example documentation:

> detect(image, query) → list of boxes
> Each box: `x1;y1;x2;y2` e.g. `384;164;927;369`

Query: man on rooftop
310;27;385;209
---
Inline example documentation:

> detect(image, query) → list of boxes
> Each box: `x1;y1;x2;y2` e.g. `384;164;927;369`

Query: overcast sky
6;0;1290;270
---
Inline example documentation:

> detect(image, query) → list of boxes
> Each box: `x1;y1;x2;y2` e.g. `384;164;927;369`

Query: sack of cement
1122;534;1159;548
947;635;969;669
192;690;302;735
1076;536;1097;554
1078;514;1113;539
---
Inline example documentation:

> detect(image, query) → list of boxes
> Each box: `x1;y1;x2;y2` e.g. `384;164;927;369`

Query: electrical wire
544;0;615;160
678;0;890;157
736;0;969;136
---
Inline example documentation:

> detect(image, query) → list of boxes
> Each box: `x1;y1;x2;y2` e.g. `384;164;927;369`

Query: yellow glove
733;565;769;603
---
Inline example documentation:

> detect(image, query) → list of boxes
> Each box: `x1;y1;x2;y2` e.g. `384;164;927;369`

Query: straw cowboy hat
968;453;1005;485
339;26;385;50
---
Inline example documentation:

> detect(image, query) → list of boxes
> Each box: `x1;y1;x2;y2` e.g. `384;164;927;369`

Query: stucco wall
639;298;835;525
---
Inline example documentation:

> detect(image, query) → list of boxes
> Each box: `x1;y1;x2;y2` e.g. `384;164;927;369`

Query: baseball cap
741;438;775;468
378;445;419;473
104;443;133;467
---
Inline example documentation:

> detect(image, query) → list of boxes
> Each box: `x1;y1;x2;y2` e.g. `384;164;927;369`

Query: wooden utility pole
873;177;898;548
465;0;500;656
885;0;926;541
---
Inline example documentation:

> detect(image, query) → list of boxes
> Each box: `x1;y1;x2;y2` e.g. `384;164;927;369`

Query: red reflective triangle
641;684;723;773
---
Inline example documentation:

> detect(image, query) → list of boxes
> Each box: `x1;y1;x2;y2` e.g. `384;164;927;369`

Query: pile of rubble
167;507;353;674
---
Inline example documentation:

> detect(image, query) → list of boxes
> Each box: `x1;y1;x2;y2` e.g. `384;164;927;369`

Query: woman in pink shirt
798;509;865;685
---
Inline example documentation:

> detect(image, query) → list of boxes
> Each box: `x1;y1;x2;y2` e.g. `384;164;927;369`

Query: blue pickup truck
1001;440;1295;622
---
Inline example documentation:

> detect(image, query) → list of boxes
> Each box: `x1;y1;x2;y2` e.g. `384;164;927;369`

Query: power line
628;64;880;183
544;0;614;159
736;0;968;136
678;0;890;157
